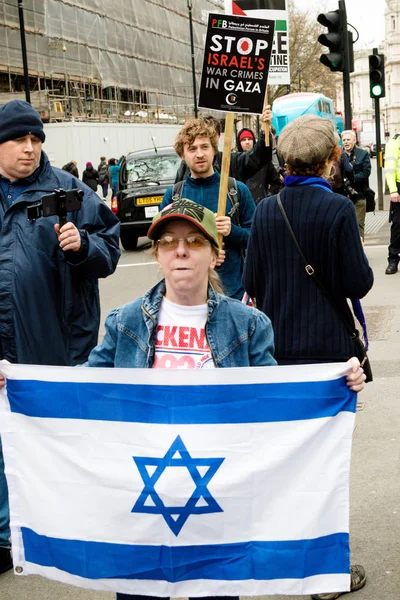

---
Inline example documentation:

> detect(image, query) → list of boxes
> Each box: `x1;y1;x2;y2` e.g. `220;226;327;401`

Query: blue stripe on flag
6;379;356;423
21;527;350;581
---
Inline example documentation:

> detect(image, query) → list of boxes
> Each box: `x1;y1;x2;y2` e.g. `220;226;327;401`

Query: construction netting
0;0;224;107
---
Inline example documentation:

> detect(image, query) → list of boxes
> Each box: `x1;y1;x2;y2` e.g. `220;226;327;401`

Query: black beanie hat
0;100;46;144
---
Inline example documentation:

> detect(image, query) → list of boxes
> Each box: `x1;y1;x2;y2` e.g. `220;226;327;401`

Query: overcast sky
294;0;386;49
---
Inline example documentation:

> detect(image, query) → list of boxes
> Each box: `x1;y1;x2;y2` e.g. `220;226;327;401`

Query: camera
342;178;359;202
27;188;84;226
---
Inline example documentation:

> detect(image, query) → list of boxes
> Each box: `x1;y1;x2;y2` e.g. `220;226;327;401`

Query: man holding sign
173;106;273;184
160;119;255;300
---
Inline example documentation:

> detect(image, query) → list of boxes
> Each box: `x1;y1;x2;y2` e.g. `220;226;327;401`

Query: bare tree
268;0;339;103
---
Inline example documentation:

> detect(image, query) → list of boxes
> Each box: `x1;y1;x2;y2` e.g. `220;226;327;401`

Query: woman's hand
346;357;366;393
0;374;5;390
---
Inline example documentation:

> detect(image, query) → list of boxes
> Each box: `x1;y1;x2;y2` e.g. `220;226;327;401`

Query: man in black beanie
0;100;121;574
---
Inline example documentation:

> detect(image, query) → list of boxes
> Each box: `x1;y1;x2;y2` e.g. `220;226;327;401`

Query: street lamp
85;93;94;118
187;0;198;118
62;44;71;120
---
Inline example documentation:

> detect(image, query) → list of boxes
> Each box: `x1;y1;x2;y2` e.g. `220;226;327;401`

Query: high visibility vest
384;136;400;193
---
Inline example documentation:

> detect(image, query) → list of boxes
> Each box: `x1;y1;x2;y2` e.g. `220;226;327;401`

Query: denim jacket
86;280;276;368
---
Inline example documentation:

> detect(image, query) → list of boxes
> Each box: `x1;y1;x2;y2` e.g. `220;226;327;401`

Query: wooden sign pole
217;111;235;247
263;87;270;147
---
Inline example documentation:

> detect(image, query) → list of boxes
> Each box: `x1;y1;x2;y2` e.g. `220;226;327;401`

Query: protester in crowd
83;199;365;600
62;159;79;178
161;118;256;300
243;114;373;600
236;125;283;203
335;130;371;240
174;106;273;184
98;155;109;199
98;156;107;174
82;161;99;192
270;125;286;178
237;127;256;152
384;133;400;274
109;157;123;197
0;99;121;575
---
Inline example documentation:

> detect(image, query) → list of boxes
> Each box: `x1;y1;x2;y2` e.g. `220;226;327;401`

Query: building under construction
0;0;224;122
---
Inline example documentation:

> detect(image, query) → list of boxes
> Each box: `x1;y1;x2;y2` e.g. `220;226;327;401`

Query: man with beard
161;118;255;300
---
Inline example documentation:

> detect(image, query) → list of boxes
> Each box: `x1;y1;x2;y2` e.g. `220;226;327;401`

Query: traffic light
369;53;385;98
317;9;345;72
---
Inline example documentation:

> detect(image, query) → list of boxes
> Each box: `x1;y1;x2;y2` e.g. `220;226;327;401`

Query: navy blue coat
243;185;374;364
0;152;121;366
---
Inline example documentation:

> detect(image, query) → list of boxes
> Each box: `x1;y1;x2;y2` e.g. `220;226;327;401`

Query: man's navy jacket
0;152;120;366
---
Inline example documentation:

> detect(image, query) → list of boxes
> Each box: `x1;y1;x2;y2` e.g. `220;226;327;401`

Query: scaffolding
0;0;224;122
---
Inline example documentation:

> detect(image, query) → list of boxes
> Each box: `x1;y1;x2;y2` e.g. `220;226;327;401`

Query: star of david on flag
132;435;224;535
0;362;356;597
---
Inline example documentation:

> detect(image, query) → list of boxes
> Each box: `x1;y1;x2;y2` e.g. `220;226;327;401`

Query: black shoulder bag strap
171;180;185;202
276;193;369;370
227;176;240;226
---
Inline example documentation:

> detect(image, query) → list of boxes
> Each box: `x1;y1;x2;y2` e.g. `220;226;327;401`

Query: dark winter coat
98;160;107;173
62;161;79;178
336;147;371;200
243;185;374;364
236;129;282;203
98;160;109;184
0;152;121;366
174;131;273;184
246;161;283;204
82;165;99;191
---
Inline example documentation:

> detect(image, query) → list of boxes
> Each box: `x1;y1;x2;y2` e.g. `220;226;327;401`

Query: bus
335;112;344;137
272;92;338;137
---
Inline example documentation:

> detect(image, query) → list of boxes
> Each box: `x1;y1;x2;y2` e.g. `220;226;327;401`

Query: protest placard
225;0;290;85
198;13;275;114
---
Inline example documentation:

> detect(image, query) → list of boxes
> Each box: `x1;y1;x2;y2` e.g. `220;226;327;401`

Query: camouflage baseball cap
147;199;219;250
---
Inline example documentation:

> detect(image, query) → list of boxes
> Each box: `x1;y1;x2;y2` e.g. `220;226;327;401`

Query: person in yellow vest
384;133;400;274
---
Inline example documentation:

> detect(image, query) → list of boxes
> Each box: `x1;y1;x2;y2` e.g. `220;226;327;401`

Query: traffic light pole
342;69;352;129
339;0;352;128
375;97;384;210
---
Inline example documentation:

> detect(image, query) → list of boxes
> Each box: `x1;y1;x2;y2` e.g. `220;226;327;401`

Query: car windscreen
126;154;181;185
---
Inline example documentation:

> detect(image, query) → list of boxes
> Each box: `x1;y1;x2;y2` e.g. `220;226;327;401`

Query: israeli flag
0;362;356;597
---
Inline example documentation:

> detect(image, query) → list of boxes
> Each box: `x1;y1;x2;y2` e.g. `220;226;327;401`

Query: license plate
145;206;159;219
136;196;162;206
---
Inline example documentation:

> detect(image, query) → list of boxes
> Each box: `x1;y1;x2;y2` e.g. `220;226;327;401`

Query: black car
113;147;181;250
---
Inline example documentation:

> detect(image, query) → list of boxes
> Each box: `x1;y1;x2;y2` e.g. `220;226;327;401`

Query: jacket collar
187;171;220;187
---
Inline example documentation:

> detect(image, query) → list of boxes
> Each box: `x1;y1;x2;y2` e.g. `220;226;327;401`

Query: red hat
239;129;255;143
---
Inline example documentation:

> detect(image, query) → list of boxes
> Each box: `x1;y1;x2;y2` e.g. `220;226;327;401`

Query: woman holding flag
83;198;365;600
0;200;365;594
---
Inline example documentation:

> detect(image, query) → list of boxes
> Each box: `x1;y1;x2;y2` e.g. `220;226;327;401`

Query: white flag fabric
0;361;356;596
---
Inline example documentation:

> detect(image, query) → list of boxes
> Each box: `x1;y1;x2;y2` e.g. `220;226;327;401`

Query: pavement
1;197;400;600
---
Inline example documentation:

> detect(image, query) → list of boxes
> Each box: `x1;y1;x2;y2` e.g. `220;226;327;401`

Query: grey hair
341;129;356;140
